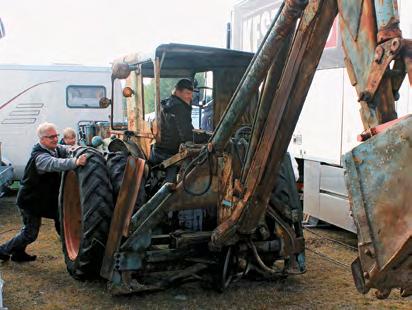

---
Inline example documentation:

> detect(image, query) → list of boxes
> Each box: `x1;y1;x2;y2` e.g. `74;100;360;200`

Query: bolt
364;248;374;257
238;258;247;270
374;46;384;63
207;143;213;153
358;91;372;103
390;38;401;54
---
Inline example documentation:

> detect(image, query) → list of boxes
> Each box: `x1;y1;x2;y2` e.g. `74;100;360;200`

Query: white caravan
232;0;412;232
0;64;123;179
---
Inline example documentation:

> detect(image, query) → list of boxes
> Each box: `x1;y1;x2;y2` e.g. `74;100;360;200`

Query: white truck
0;64;123;179
232;0;412;232
0;17;14;196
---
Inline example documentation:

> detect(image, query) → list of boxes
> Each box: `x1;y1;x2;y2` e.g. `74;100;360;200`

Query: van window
66;85;106;108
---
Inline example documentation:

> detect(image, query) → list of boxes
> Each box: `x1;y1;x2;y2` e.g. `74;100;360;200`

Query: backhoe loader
59;0;412;298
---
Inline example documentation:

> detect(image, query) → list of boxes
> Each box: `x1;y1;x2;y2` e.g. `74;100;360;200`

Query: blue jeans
0;208;59;254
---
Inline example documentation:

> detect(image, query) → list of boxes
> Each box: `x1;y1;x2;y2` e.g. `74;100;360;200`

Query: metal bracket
358;37;402;104
100;157;146;280
114;251;143;271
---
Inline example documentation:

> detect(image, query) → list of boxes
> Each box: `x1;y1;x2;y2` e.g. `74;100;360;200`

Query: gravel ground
0;195;411;310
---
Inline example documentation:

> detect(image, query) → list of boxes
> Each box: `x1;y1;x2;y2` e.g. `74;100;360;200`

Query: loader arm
210;0;412;297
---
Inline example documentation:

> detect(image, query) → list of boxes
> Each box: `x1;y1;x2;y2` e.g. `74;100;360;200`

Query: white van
0;64;123;179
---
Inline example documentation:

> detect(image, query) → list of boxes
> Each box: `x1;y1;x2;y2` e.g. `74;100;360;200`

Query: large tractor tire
270;153;302;223
269;153;305;272
59;147;114;280
107;151;146;211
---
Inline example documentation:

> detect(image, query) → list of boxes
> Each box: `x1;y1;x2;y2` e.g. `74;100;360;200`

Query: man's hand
75;154;87;167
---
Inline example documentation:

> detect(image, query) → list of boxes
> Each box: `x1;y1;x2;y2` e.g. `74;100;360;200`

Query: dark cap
175;78;194;91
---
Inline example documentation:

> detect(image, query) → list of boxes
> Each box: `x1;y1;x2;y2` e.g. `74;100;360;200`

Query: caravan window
66;85;106;108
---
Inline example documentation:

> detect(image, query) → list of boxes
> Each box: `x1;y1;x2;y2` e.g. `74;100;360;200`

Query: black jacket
155;95;194;154
16;143;66;219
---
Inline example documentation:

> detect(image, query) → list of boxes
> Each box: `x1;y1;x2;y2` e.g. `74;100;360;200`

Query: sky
0;0;236;66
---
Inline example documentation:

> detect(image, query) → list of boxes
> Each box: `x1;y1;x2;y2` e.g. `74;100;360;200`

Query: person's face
175;88;193;105
63;135;76;146
40;128;59;149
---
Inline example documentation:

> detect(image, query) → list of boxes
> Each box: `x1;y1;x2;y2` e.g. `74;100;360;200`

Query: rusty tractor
59;0;412;298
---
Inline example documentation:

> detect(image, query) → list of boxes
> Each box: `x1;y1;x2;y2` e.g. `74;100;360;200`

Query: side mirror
99;97;111;108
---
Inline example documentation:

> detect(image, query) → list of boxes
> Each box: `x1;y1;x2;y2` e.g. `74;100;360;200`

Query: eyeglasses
43;134;60;139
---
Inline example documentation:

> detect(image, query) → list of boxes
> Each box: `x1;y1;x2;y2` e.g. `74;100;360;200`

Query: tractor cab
107;43;255;160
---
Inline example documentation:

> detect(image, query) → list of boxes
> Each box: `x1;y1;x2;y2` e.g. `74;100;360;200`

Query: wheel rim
63;171;82;261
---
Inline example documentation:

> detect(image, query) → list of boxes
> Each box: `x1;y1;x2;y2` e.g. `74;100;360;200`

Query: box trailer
232;0;412;232
0;64;123;179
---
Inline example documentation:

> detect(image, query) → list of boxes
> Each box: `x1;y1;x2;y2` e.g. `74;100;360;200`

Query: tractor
60;0;412;298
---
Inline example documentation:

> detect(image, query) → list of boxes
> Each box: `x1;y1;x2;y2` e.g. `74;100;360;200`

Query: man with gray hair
0;122;87;262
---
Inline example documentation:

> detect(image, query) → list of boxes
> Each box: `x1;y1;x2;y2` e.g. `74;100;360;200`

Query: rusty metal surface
210;0;338;247
213;68;253;131
344;114;412;294
241;0;338;235
72;0;412;298
211;0;308;151
242;31;294;183
339;0;379;128
338;0;363;42
217;154;235;224
100;157;146;280
123;68;155;158
374;0;401;43
404;39;412;85
362;38;402;102
159;145;202;169
167;159;219;212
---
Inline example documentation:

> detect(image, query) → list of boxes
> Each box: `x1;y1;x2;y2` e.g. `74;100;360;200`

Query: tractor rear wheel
270;153;301;220
268;153;305;273
59;147;114;280
107;151;146;211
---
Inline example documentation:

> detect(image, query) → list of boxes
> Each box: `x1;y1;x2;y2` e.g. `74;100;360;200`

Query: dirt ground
0;195;410;310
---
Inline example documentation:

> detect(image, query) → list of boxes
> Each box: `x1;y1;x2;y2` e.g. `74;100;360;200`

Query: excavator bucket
344;115;412;298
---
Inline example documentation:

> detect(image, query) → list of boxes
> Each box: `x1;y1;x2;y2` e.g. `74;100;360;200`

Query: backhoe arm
107;0;411;297
210;0;412;297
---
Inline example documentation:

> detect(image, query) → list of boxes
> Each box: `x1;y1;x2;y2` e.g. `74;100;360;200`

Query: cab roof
138;43;254;77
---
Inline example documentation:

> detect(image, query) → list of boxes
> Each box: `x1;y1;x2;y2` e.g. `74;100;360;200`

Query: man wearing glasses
0;122;87;262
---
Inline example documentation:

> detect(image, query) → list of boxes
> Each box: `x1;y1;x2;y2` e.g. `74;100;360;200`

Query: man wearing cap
150;78;194;174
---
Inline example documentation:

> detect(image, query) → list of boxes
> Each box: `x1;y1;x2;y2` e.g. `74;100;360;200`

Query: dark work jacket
16;143;65;219
155;95;194;154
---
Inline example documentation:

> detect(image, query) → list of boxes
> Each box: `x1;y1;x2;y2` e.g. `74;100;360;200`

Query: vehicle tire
59;147;114;280
268;153;305;273
107;151;146;211
270;153;302;224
